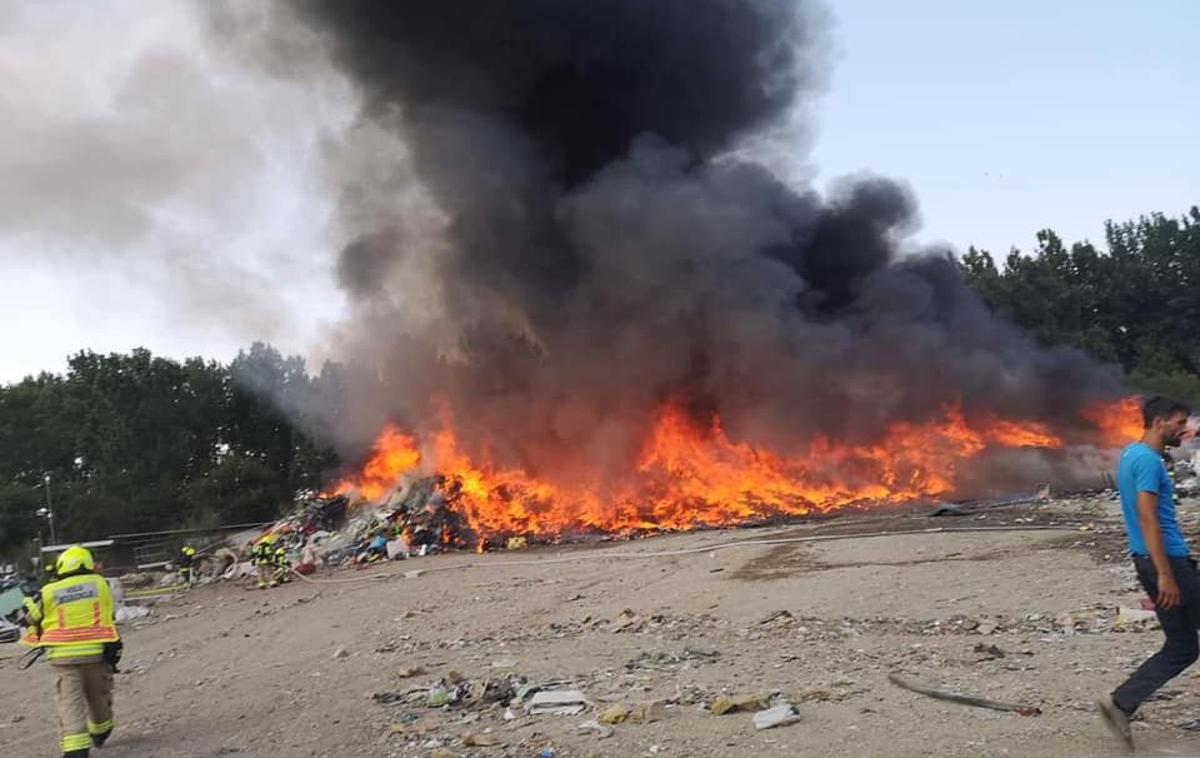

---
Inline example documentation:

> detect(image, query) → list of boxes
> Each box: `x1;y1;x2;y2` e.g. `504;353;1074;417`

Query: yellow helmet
56;545;95;576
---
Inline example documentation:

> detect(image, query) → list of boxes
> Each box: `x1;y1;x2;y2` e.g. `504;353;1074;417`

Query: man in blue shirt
1099;396;1192;751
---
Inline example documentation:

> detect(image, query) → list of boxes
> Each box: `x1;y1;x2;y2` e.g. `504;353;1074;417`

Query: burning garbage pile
204;390;1169;578
221;2;1154;556
312;397;1147;552
232;481;472;578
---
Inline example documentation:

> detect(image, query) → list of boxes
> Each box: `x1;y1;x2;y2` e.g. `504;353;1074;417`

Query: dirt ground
5;494;1200;757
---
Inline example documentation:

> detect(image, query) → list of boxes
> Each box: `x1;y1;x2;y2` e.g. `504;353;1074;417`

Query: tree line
2;206;1196;561
0;344;342;560
960;207;1200;405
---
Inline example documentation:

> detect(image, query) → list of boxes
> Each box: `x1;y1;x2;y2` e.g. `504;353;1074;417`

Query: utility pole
41;473;57;546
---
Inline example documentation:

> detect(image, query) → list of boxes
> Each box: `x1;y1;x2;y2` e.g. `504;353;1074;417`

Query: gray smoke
247;0;1125;494
0;1;349;361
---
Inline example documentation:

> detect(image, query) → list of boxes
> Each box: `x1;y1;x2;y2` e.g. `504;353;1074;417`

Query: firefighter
179;544;197;588
272;543;292;585
21;545;120;758
252;535;277;589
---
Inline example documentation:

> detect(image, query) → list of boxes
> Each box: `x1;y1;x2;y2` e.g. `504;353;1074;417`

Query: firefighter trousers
54;661;114;754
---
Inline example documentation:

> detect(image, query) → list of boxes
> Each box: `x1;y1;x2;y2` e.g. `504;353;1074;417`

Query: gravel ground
3;494;1200;757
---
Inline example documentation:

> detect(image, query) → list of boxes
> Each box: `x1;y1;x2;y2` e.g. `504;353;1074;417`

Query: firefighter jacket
252;542;273;566
21;573;120;663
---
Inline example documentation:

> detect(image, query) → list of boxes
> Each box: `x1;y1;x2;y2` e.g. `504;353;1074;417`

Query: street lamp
38;474;57;546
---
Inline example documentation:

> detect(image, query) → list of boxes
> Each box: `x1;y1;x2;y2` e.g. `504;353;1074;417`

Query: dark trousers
1113;555;1200;713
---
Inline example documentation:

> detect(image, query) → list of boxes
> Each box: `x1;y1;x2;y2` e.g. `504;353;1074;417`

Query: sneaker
1097;695;1134;753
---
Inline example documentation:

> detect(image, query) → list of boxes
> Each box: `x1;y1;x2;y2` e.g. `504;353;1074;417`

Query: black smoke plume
266;0;1124;494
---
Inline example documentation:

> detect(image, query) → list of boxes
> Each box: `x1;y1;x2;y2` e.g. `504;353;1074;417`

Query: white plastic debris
115;605;151;623
753;703;801;730
526;690;590;716
223;561;256;580
386;538;410;560
576;720;614;739
1116;607;1158;629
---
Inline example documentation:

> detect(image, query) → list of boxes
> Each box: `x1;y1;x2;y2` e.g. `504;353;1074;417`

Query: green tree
961;206;1200;404
0;345;344;563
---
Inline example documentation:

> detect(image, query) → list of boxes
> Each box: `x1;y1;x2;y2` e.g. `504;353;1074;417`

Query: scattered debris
592;700;665;725
796;687;859;703
1116;607;1158;630
526;690;590;716
598;704;628;725
711;693;771;715
117;572;157;589
630;701;667;723
115;605;151;622
373;692;408;705
888;674;1041;717
397;664;427;679
386;539;410;561
427;686;451;707
577;720;615;739
758;609;795;626
626;648;719;671
753;703;801;730
461;732;502;747
972;642;1006;660
332;647;349;659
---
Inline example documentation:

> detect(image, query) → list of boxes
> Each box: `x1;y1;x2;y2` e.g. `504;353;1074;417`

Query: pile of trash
204;476;491;583
1169;447;1200;495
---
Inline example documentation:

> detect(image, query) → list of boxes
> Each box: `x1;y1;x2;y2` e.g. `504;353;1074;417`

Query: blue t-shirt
1118;442;1187;557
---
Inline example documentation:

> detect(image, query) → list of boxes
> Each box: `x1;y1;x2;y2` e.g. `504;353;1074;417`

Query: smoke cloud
0;0;350;370
236;0;1124;494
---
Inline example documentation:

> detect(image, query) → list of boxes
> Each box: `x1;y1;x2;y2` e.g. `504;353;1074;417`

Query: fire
1083;396;1142;447
326;396;1153;547
328;423;420;501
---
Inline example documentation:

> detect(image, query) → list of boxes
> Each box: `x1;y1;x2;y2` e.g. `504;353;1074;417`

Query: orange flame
328;423;421;501
325;397;1135;546
1082;396;1142;447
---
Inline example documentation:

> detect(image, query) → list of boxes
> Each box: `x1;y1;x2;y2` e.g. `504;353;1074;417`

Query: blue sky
0;0;1196;382
813;0;1199;255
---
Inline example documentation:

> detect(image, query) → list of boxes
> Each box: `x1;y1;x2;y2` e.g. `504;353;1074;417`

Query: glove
102;640;123;672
